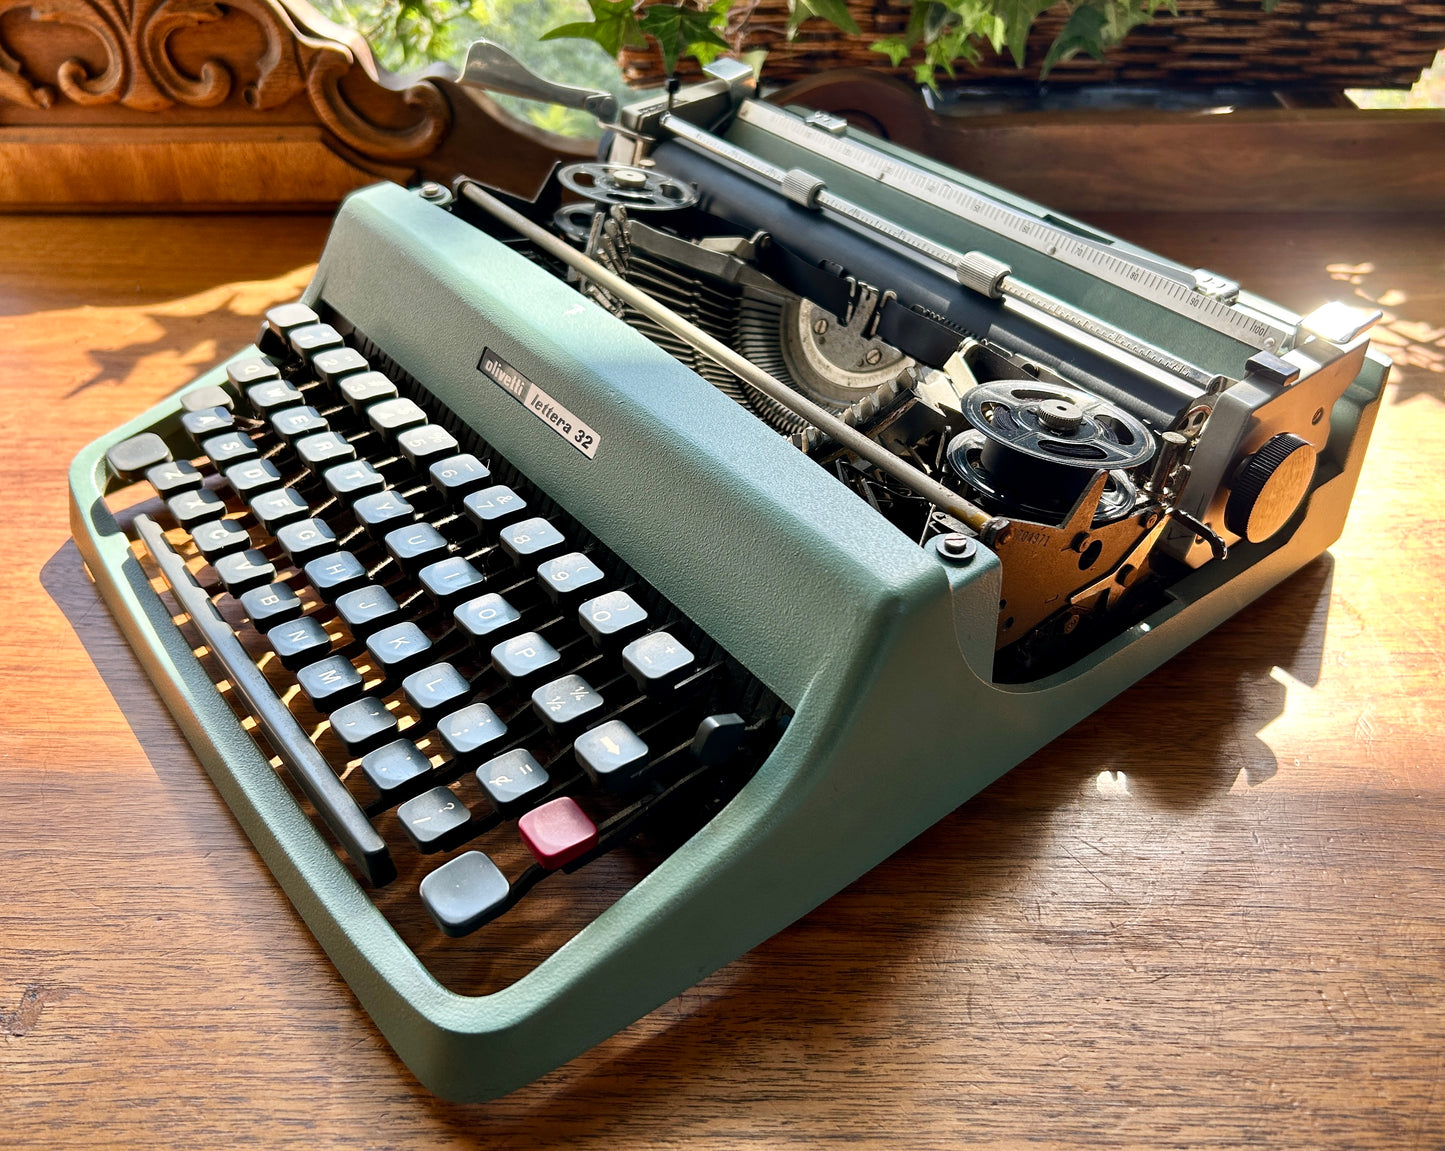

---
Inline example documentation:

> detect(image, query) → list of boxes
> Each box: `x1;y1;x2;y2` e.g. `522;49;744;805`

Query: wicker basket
618;0;1445;89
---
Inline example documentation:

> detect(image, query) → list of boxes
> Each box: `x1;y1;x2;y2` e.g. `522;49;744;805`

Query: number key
462;484;526;530
310;346;368;388
428;453;491;502
578;590;649;647
498;516;565;565
536;551;604;603
288;322;343;359
396;424;459;470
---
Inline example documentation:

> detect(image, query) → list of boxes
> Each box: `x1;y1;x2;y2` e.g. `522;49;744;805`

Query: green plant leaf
870;36;912;66
923;1;954;40
786;0;860;40
539;0;644;56
1039;2;1108;76
991;0;1054;66
640;3;729;73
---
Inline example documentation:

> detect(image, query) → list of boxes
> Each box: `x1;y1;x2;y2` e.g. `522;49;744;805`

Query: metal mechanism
946;381;1155;526
558;162;698;212
449;50;1381;674
730;99;1296;354
458;181;1000;537
659;112;1227;392
458;40;618;121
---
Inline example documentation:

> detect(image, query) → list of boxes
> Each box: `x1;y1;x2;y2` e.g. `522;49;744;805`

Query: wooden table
2;208;1442;1148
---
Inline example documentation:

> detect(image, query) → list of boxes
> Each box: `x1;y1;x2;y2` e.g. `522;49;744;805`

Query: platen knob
1225;433;1316;544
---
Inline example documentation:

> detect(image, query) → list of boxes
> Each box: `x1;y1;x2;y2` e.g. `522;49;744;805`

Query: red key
517;796;599;869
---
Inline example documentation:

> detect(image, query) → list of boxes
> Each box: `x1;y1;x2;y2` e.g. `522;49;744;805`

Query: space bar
135;514;396;887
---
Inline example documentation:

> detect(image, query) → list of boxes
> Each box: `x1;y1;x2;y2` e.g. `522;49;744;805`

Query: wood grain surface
1;207;1442;1149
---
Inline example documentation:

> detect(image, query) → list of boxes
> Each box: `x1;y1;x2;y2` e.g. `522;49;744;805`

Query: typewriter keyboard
108;303;786;988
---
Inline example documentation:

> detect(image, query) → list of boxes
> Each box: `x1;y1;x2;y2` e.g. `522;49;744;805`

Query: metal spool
946;381;1154;523
557;163;698;212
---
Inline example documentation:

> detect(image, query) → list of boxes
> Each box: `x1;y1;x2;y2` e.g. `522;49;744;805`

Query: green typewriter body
71;57;1386;1101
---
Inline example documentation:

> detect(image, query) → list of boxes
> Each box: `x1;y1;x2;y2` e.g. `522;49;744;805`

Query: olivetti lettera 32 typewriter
70;45;1387;1100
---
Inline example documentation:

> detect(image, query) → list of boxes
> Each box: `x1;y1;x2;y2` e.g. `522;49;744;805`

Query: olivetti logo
477;347;601;460
478;348;529;400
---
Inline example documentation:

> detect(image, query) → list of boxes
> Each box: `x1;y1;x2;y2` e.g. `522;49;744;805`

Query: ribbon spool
946;381;1156;524
557;163;698;212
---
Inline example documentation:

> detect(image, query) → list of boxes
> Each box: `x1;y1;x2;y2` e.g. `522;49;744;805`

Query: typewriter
69;45;1387;1101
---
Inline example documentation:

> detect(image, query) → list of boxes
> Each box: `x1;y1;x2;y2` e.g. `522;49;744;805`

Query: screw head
864;348;882;365
938;533;977;563
812;318;828;335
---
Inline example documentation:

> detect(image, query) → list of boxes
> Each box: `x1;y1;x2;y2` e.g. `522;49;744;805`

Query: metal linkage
458;180;1003;538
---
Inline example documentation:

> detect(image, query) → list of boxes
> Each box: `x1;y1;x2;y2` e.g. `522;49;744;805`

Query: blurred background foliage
307;0;1445;130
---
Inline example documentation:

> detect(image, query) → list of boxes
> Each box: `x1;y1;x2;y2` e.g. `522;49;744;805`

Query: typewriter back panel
307;182;988;708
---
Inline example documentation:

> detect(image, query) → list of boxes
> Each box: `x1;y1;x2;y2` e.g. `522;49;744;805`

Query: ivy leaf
993;0;1055;66
923;1;954;40
640;3;729;74
540;0;645;57
1039;3;1108;76
786;0;860;40
870;36;912;66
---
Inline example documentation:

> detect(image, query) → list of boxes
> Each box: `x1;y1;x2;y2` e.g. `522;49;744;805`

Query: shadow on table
40;526;1332;1129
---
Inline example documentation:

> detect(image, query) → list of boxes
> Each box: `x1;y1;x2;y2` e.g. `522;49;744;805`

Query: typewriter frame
70;183;1386;1101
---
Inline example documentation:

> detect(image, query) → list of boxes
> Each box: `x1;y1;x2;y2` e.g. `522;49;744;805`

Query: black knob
1225;433;1315;544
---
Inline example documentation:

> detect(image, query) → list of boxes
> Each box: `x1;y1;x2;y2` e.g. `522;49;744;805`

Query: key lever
459;40;618;123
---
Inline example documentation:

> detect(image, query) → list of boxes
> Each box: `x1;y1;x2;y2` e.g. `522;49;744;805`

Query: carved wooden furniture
0;0;584;207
